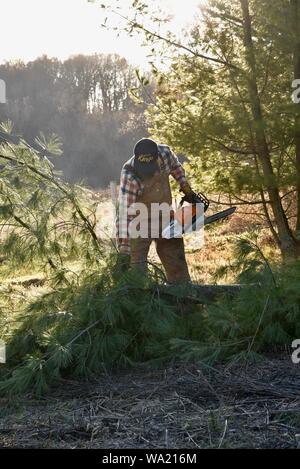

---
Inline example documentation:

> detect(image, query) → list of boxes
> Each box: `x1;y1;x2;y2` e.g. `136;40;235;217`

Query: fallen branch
156;283;257;304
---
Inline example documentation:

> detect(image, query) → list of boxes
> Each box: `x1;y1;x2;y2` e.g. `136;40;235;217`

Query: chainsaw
162;192;236;239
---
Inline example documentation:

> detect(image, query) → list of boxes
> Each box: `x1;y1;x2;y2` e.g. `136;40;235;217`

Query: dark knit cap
134;138;159;158
133;138;159;180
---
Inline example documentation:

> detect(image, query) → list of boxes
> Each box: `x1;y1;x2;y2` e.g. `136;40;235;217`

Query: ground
0;355;299;449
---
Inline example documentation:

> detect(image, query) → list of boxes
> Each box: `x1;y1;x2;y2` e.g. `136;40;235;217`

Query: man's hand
181;186;210;212
182;190;200;205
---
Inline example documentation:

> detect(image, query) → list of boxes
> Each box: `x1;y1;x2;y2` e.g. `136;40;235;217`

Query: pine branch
0;149;101;255
109;8;243;72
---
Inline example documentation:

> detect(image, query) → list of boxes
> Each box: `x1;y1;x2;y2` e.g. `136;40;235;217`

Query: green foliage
0;265;201;395
143;0;298;195
215;232;276;285
174;236;300;365
2;235;300;396
0;121;103;278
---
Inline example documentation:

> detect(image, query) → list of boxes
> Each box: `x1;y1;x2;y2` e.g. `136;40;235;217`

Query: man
116;138;199;283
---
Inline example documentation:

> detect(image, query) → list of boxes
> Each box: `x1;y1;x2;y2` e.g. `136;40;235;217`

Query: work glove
181;188;210;212
182;190;200;204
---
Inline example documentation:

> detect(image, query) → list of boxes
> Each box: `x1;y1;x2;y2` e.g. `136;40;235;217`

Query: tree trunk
291;0;300;234
240;0;300;260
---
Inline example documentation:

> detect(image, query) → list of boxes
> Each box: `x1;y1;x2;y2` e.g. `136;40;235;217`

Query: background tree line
0;53;147;187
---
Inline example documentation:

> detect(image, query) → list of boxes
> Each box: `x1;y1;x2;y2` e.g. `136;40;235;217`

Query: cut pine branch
156;284;256;305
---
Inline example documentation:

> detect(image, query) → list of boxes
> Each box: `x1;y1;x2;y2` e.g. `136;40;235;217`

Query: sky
0;0;203;68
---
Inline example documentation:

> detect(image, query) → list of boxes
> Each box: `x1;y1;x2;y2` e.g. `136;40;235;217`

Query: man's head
133;138;159;180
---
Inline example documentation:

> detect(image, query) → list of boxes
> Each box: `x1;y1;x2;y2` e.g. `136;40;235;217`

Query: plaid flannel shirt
116;144;189;254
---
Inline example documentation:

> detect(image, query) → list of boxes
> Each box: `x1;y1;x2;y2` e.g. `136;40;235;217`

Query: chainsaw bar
162;206;236;238
204;206;236;226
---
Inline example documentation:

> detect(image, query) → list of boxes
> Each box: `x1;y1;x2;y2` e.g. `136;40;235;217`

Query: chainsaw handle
180;192;209;212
